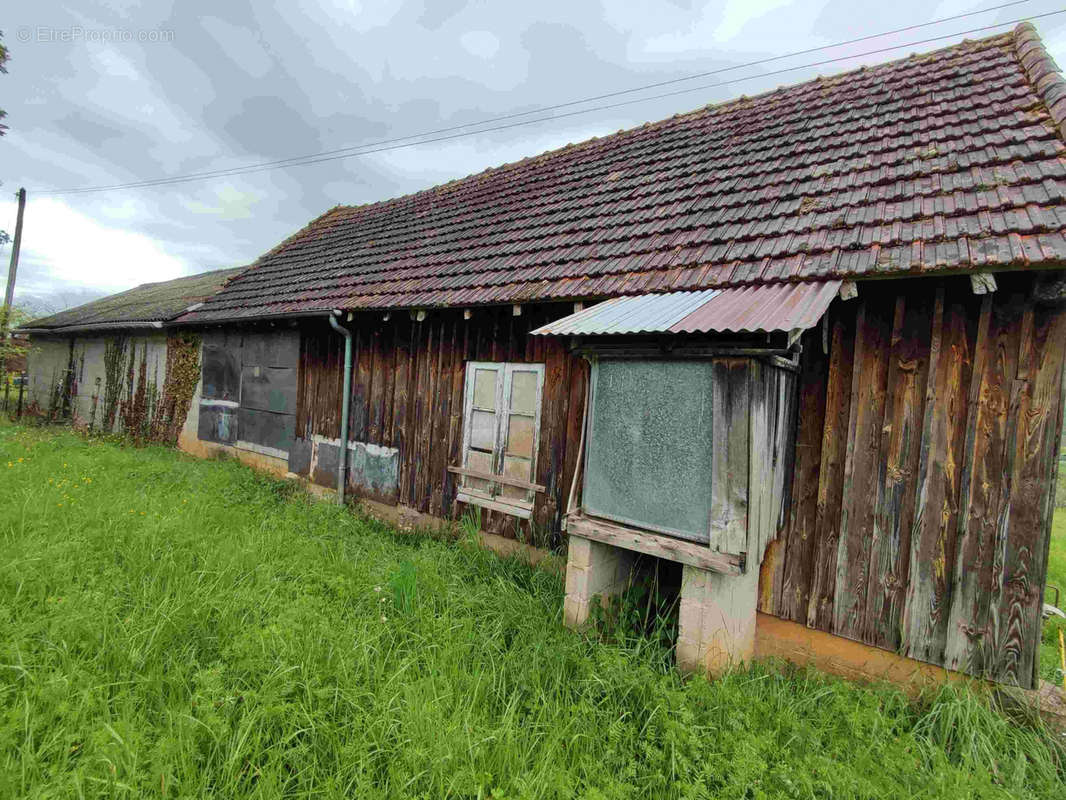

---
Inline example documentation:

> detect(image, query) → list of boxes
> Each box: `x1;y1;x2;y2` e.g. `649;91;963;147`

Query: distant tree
0;306;31;376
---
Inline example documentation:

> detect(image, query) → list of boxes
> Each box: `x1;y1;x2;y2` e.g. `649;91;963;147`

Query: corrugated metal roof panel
530;281;840;336
670;280;841;334
531;289;719;335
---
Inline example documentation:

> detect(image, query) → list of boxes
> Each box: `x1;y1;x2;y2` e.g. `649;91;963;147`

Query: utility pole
3;187;26;324
1;187;26;379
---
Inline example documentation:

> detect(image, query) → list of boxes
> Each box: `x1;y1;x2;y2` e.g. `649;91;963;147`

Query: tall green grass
1;422;1064;798
1041;509;1066;685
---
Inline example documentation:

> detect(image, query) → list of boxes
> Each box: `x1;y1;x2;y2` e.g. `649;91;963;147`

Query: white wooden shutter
498;364;543;503
461;362;504;496
460;362;544;508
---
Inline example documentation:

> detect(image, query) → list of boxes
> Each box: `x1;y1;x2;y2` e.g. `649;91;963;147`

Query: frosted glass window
583;359;715;543
506;415;535;458
510;371;538;414
473;368;498;410
470;410;497;451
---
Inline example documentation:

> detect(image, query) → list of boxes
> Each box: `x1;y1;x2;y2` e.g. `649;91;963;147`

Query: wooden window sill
456;490;533;520
566;512;743;575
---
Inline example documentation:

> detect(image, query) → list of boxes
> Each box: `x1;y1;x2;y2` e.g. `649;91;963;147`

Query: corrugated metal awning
531;281;841;336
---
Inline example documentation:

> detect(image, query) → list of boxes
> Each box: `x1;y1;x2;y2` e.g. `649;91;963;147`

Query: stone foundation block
562;534;637;628
676;563;760;675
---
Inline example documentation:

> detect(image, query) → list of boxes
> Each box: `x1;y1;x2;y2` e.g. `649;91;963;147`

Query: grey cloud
417;0;471;30
51;112;126;149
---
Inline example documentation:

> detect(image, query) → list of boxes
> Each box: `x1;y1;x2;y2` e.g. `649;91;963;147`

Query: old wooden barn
24;23;1066;689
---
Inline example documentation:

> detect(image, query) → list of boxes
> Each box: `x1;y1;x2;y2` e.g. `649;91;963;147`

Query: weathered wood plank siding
763;274;1066;688
295;306;584;544
289;275;1063;686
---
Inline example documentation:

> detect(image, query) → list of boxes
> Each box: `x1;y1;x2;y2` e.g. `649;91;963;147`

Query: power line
58;0;1031;184
36;3;1042;195
39;3;1058;196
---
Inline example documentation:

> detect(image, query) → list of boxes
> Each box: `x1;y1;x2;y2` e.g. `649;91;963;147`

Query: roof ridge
21;266;249;331
323;29;1014;220
184;24;1066;323
1013;21;1066;142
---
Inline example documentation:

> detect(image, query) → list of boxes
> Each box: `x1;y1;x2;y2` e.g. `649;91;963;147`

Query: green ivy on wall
149;332;201;445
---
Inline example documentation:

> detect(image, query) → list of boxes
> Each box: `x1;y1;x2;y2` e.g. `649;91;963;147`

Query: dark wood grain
903;291;974;666
776;334;829;621
806;310;856;631
290;281;1066;686
834;296;891;640
864;291;933;650
710;358;750;556
943;293;1010;677
294;304;585;543
993;297;1066;686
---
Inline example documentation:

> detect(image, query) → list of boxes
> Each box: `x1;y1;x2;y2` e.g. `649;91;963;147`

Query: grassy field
1;423;1064;799
1042;510;1066;686
1042;457;1066;685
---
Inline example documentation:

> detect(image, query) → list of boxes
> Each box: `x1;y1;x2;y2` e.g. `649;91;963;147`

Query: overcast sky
2;0;1065;311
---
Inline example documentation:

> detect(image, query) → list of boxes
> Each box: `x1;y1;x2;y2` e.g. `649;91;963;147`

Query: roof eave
15;320;165;335
170;308;335;326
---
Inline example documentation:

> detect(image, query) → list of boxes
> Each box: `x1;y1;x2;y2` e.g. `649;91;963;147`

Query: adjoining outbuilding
24;24;1066;691
18;267;243;437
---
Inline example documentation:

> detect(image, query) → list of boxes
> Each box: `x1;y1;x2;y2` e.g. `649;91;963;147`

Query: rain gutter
328;310;353;506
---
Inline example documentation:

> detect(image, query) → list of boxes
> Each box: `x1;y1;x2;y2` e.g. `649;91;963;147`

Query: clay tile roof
181;23;1066;324
20;267;246;333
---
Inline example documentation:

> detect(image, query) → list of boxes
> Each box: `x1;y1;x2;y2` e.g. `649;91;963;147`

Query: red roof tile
182;23;1066;323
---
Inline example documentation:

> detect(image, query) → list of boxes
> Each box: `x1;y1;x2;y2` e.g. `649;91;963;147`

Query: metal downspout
328;312;353;506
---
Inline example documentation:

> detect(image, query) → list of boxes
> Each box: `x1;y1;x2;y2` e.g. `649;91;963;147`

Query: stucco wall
24;337;70;413
24;332;168;430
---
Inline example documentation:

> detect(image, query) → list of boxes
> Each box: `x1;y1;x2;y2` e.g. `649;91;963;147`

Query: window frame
457;360;545;518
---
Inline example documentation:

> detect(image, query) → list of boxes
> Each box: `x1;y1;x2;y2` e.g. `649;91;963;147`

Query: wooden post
1;188;25;322
1;188;26;381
